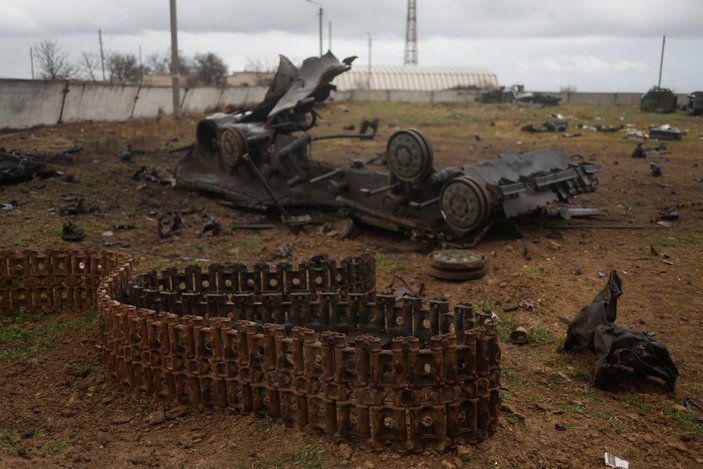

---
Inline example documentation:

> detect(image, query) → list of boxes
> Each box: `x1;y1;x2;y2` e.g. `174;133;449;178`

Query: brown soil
0;101;702;468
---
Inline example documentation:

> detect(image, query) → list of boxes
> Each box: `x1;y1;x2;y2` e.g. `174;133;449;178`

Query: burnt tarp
564;271;678;390
0;151;44;185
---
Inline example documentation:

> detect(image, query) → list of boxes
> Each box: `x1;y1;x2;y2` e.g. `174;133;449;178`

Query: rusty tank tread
0;249;501;453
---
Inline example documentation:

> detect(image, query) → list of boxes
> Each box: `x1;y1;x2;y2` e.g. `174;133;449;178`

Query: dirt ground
0;100;702;468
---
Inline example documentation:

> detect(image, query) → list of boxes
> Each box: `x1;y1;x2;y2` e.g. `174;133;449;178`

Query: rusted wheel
439;176;491;233
386;129;433;182
428;265;486;281
428;249;486;271
218;127;247;171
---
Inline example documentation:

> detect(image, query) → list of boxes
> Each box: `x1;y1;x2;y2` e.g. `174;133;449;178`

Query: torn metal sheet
0;150;44;185
176;52;601;243
564;271;678;390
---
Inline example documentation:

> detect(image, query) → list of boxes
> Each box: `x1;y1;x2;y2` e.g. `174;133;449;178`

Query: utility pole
98;29;106;81
305;0;324;56
657;35;666;88
29;47;34;79
367;33;372;89
169;0;181;118
138;45;143;85
328;21;332;51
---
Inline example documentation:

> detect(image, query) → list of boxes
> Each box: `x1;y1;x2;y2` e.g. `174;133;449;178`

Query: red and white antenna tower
404;0;417;65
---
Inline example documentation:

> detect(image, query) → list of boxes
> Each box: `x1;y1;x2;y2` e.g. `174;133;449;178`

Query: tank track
0;249;501;453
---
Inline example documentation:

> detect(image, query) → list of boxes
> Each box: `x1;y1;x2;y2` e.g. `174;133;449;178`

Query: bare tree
34;39;73;80
192;52;228;86
244;56;275;86
106;52;142;84
143;50;192;77
144;52;169;75
78;52;100;81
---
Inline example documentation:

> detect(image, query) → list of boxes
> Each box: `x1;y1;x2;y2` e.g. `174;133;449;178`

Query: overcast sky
1;0;701;92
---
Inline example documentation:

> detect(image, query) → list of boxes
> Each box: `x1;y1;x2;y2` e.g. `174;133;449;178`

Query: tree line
32;39;228;87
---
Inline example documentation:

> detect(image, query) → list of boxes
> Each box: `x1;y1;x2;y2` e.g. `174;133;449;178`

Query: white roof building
333;65;498;91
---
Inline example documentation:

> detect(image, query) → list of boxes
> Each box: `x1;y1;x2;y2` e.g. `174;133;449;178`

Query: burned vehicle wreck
176;52;601;242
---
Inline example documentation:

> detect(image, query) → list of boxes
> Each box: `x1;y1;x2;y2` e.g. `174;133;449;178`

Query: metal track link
0;249;501;453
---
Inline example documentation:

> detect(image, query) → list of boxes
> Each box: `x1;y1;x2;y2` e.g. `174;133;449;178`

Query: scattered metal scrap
521;122;568;133
649;125;682;141
176;52;601;244
0;150;45;185
61;222;86;242
631;143;669;158
593;124;624;132
563;271;678;390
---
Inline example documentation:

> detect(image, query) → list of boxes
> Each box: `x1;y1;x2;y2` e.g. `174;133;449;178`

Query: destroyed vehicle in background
514;91;561;106
686;91;703;115
476;86;516;103
640;86;677;113
176;52;601;242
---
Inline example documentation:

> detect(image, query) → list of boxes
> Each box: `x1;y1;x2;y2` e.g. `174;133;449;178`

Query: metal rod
242;153;300;234
29;47;34;79
360;182;399;197
169;0;181;119
657;35;666;88
309;168;343;184
310;133;374;141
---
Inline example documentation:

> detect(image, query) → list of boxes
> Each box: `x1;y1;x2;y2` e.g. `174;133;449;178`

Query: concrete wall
131;86;177;118
0;79;268;130
0;80;66;129
61;83;138;123
0;78;693;130
181;87;222;113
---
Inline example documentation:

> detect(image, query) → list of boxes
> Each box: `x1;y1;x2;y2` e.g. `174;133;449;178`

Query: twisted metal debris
0;249;501;452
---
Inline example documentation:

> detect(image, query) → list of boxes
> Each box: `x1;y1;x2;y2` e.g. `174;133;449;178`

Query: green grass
496;314;514;342
0;309;97;362
502;367;527;385
507;414;526;427
651;234;675;247
227;234;267;258
374;253;408;273
274;442;324;469
40;436;80;456
666;408;703;437
529;326;556;345
522;265;544;275
557;400;585;415
0;430;19;455
620;393;653;414
608;417;627;434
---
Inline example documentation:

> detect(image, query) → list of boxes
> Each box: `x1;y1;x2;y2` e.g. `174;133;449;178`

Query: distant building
226;71;274;87
334;65;498;91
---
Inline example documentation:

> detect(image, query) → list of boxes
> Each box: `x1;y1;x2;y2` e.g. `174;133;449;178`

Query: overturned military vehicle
176;52;600;242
